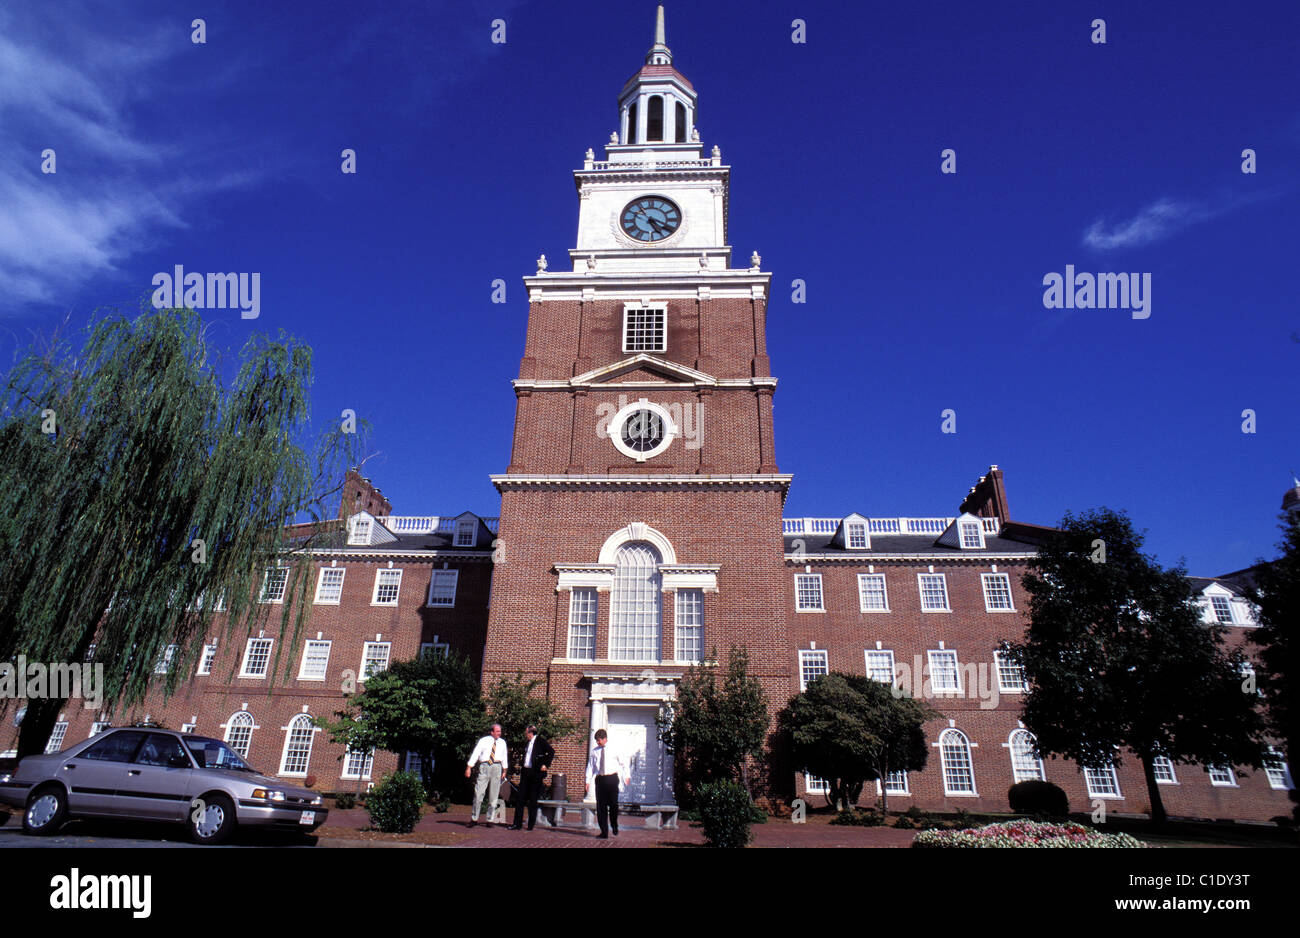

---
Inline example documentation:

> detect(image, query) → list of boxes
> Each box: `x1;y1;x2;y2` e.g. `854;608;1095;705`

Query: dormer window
454;519;477;547
1209;595;1234;624
623;306;666;352
846;522;867;549
960;521;984;549
349;516;372;546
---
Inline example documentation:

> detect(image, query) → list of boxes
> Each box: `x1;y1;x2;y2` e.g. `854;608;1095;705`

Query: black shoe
507;824;522;830
598;832;609;839
526;826;535;831
612;828;619;836
468;820;477;828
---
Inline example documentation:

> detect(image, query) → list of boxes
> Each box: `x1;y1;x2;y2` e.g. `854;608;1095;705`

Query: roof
783;532;1040;558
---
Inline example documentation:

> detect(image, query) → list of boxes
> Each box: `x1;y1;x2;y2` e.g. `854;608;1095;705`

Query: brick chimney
340;468;392;520
959;465;1010;521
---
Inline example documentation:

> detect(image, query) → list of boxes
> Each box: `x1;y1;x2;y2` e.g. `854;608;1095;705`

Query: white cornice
571;353;715;387
307;549;492;562
493;473;792;490
513;376;777;391
783;553;1036;563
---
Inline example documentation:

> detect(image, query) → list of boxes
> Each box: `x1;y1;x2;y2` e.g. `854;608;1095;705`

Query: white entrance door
606;706;660;804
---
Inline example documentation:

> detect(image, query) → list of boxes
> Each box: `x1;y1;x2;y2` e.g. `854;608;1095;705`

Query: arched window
647;96;664;142
279;713;317;776
627;102;638;144
1008;729;1045;782
675;102;687;142
939;728;976;795
224;711;255;757
609;542;662;661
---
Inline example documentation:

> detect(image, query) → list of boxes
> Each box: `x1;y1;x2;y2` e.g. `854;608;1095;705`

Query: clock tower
485;6;792;806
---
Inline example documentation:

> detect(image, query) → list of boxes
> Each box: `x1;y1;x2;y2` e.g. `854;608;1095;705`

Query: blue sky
1;0;1297;575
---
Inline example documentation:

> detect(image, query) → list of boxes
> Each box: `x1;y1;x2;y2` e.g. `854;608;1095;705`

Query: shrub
1007;780;1070;818
913;819;1144;848
904;804;924;819
697;780;755;848
333;792;356;810
433;797;450;814
893;814;917;830
830;808;884;827
366;771;426;834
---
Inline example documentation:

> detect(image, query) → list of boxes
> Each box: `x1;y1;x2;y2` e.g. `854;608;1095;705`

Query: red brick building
3;10;1291;824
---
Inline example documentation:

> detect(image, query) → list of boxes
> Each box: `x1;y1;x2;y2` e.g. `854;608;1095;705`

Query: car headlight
0;773;11;784
251;788;287;802
311;795;323;805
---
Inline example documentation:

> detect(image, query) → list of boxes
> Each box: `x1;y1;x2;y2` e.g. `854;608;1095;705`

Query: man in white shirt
584;728;629;838
464;723;508;827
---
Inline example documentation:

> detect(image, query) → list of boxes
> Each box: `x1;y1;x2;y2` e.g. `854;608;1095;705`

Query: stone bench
535;800;678;830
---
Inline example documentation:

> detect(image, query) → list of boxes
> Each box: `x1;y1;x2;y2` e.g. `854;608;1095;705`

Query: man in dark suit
509;725;555;831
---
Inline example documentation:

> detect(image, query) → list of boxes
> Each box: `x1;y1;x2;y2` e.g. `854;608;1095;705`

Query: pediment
572;354;717;387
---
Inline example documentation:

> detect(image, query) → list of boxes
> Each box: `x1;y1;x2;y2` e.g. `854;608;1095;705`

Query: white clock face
620;196;682;242
609;400;677;461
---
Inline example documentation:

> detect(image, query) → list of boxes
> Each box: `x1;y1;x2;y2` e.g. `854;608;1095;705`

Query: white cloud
1082;198;1214;250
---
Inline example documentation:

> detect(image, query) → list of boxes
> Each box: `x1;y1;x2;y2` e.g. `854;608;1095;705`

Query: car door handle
62;764;75;770
127;770;141;776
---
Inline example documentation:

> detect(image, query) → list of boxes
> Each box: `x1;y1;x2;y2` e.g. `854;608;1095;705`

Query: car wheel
188;793;236;845
23;785;67;836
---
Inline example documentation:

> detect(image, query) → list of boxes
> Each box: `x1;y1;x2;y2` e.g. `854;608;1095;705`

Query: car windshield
183;736;254;772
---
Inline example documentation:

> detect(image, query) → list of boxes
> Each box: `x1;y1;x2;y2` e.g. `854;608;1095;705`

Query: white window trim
798;649;829;692
845;521;868;550
927;649;962;694
341;748;375;781
566;587;598;661
621;303;667;354
454;519;477;547
180;723;197;734
46;722;69;753
856;573;889;613
89;721;112;738
154;644;178;675
674;588;704;664
937;729;978;796
360;642;392;682
803;773;829;795
420;639;450;659
428;569;459;608
959;520;986;550
1005;729;1045;783
917;573;951;612
348;516;372;546
1263;748;1293;790
239;637;274;679
313;567;346;605
297;639;332;681
223;711;257;756
876;771;910;796
1083;764;1123;799
1152;755;1178;785
1207;765;1237;787
794;573;825;612
864;649;896;685
197;642;217;676
371;569;403;607
259;566;288;604
993;650;1027;693
981;572;1015;612
277;714;318;778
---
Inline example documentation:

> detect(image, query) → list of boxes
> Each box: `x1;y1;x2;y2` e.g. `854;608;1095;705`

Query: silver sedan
0;727;327;844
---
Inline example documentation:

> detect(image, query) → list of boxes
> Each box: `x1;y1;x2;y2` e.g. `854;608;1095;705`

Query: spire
646;5;672;65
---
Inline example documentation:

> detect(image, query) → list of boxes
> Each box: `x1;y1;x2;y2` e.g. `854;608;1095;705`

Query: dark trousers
595;773;620;834
513;768;545;829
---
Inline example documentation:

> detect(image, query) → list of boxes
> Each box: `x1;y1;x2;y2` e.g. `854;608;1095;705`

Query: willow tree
0;304;365;756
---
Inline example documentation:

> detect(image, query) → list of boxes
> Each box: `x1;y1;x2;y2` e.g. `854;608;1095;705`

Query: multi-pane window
420;640;450;659
224;712;254;757
259;566;288;603
1009;729;1045;782
865;649;895;684
882;771;909;795
240;638;274;678
1208;765;1236;787
568;588;598;661
798;649;828;691
197;643;217;675
1263;749;1293;790
154;644;178;674
981;573;1013;611
404;752;423;778
348;517;371;545
45;723;68;753
1084;764;1121;798
928;649;961;693
623;307;666;352
609;542;662;662
1152;756;1178;784
795;574;824;611
89;721;111;737
361;642;391;681
180;722;196;734
857;574;888;611
939;729;976;795
804;773;829;795
675;589;704;663
1209;595;1234;623
279;714;316;776
846;522;867;549
454;519;476;547
428;570;458;607
342;748;374;780
918;574;950;611
314;568;346;604
298;640;332;681
372;569;402;606
994;651;1027;692
960;522;983;549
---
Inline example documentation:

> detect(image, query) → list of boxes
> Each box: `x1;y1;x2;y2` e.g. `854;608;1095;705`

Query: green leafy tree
1247;509;1300;821
778;672;935;812
1004;508;1267;826
0;305;362;757
481;673;579;777
657;646;769;801
317;652;485;797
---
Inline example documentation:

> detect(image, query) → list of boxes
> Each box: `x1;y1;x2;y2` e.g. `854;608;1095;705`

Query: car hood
201;768;317;798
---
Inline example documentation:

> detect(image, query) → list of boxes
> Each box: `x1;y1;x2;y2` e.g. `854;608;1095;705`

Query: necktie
600;745;606;775
489;740;498;764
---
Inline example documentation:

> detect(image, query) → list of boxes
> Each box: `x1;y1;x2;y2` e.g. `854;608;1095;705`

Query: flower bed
912;819;1145;848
